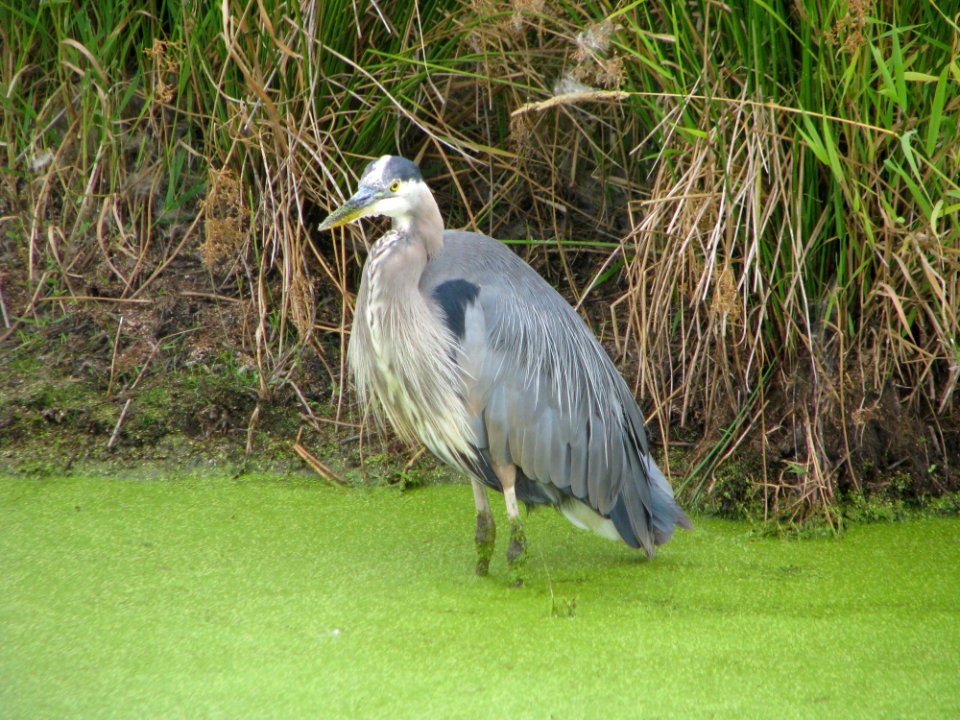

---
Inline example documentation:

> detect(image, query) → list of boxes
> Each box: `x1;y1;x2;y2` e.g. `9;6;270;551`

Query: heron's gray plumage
420;230;690;552
321;155;690;578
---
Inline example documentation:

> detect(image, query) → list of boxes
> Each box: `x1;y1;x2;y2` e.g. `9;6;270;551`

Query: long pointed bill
317;189;378;231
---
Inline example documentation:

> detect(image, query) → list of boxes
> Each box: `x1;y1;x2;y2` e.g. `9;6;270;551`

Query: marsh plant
1;0;957;520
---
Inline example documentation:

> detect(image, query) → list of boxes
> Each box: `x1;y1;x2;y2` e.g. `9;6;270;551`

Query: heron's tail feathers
604;459;692;556
559;497;621;541
559;463;691;555
648;461;693;544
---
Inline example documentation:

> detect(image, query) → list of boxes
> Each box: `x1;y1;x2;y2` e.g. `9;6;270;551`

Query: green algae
1;472;958;719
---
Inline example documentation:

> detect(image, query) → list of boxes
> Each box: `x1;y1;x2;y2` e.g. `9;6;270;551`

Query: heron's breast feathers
348;270;476;473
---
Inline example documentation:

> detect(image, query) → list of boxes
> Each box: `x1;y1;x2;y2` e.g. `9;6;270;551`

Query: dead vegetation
1;0;958;519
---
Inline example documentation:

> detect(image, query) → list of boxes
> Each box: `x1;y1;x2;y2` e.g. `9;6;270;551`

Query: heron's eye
389;180;401;193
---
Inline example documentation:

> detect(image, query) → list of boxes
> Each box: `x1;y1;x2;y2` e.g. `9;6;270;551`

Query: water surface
2;472;958;718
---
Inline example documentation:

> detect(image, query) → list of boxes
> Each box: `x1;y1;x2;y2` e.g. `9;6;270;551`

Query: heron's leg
471;478;496;576
493;463;527;586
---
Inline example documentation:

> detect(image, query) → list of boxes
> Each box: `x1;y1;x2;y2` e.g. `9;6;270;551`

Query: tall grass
611;1;960;518
2;0;957;517
357;0;960;517
0;0;465;400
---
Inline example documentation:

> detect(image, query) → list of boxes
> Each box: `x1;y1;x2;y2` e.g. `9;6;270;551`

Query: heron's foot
506;519;527;587
475;510;496;577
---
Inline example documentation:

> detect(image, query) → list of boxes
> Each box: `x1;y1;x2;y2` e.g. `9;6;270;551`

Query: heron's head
318;156;427;231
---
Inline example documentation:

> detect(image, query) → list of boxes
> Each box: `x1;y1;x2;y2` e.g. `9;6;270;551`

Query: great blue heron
319;155;691;584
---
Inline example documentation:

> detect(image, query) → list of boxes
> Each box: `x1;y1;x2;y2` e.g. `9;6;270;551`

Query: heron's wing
423;231;691;553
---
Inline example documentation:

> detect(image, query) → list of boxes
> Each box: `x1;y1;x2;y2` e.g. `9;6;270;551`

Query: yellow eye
389;181;401;192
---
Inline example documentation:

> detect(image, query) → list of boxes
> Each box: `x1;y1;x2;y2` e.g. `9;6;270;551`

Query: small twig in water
293;433;348;487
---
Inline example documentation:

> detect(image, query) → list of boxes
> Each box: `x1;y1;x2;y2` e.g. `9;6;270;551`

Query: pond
2;472;958;718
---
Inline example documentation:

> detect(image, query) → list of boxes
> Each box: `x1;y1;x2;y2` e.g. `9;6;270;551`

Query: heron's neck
392;186;444;259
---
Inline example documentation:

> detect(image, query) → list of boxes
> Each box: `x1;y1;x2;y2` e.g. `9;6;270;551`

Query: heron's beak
317;188;378;231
